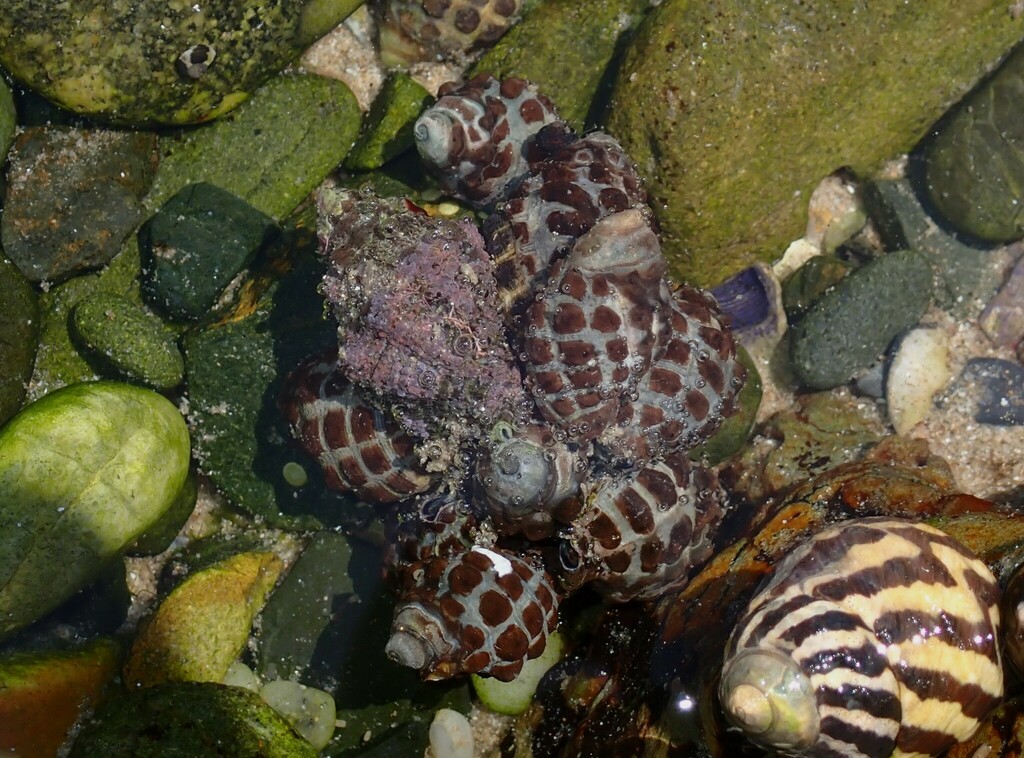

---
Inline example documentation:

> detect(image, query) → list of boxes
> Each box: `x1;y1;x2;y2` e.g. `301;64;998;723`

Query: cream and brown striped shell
720;518;1002;757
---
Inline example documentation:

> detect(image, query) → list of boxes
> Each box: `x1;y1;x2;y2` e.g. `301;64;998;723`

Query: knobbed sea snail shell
720;517;1002;757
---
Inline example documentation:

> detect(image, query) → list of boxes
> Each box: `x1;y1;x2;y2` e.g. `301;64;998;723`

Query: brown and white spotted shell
521;208;670;442
487;125;649;306
383;490;479;583
386;545;559;681
377;0;523;65
280;350;436;504
557;452;725;602
472;421;583;539
414;74;560;209
596;284;746;465
720;518;1002;758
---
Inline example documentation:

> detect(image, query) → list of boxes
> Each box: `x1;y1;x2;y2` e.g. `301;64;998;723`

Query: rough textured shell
280;350;436;503
387;546;559;681
721;518;1002;757
559;452;725;602
415;74;560;209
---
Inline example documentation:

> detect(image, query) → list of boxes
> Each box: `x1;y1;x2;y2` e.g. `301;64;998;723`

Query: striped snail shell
522;208;670;443
720;518;1002;757
596;283;746;465
279;350;436;504
414;74;560;210
558;452;725;602
472;421;583;539
387;545;559;681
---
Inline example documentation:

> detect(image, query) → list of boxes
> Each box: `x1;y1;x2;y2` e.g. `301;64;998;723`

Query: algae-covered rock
471;0;652;130
144;73;361;222
260;679;336;751
70;293;185;391
925;43;1024;243
0;78;14;161
2;127;157;284
0;638;121;758
0;381;190;639
609;0;1024;287
789;249;934;390
68;682;317;757
344;71;434;171
0;0;360;125
0;254;38;426
127;470;199;557
124;551;283;688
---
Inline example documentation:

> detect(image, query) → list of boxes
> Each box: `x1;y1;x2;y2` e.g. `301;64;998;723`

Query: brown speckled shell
383;491;479;582
559;452;726;602
415;74;560;209
378;0;523;63
521;209;669;442
280;351;436;503
390;546;559;680
596;284;746;465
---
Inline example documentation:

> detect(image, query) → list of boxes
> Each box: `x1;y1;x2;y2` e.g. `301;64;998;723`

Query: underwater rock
387;546;559;681
885;325;951;435
415;74;560;210
946;357;1024;427
789;249;934;390
780;255;855;323
344;71;435;171
377;0;523;65
925;43;1024;243
0;77;13;162
608;0;1024;287
259;679;336;751
427;707;475;758
0;0;357;125
2;127;156;284
720;518;1002;756
978;252;1024;352
0;254;38;426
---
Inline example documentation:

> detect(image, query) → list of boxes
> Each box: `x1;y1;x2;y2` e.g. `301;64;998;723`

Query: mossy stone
144;73;361;223
0;0;359;126
789;249;934;390
608;0;1024;287
0;78;14;161
139;183;278;321
68;682;317;757
128;469;199;557
470;0;652;130
781;255;855;322
344;71;434;171
0;254;39;427
70;293;185;391
925;44;1024;243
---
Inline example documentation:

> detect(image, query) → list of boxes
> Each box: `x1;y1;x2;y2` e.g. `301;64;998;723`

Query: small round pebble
428;708;474;758
71;293;184;391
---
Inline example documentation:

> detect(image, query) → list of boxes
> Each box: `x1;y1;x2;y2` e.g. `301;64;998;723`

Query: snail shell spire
721;518;1003;757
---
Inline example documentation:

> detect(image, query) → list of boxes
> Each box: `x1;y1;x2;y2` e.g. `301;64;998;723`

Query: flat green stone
0;254;39;426
0;0;359;126
608;0;1024;287
344;72;434;171
71;293;185;391
139;183;277;321
789;249;934;390
144;73;361;223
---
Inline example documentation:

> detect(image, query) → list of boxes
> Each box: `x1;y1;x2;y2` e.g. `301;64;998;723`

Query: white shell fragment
886;326;951;435
428;708;474;758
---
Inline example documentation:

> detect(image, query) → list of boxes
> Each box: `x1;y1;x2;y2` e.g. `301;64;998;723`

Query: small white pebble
427;708;474;758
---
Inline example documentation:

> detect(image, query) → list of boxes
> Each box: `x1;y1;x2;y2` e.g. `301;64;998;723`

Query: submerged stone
609;0;1024;286
0;78;13;162
0;254;38;426
344;71;434;171
1;128;157;284
949;358;1024;427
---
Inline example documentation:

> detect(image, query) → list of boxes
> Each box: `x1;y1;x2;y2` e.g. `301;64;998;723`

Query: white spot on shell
472;546;513;576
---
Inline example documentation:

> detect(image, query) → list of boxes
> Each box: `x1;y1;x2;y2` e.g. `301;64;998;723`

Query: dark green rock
0;0;360;126
781;255;855;322
144;73;361;223
925;43;1024;243
70;293;185;390
128;470;199;556
864;178;1013;319
789;249;933;390
140;183;277;321
0;254;39;426
344;72;434;171
68;682;316;757
689;346;761;466
608;0;1024;287
471;0;652;130
0;78;14;161
1;127;157;284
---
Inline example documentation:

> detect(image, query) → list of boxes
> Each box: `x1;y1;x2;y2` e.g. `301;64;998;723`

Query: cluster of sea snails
280;74;1009;757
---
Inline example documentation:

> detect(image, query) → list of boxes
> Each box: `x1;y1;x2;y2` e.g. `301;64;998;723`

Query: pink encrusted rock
979;253;1024;353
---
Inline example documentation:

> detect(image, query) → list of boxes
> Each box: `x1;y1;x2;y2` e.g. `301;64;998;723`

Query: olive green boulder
608;0;1024;287
0;254;38;426
344;71;434;171
0;78;14;161
69;682;317;757
0;381;191;639
925;43;1024;243
0;0;362;125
